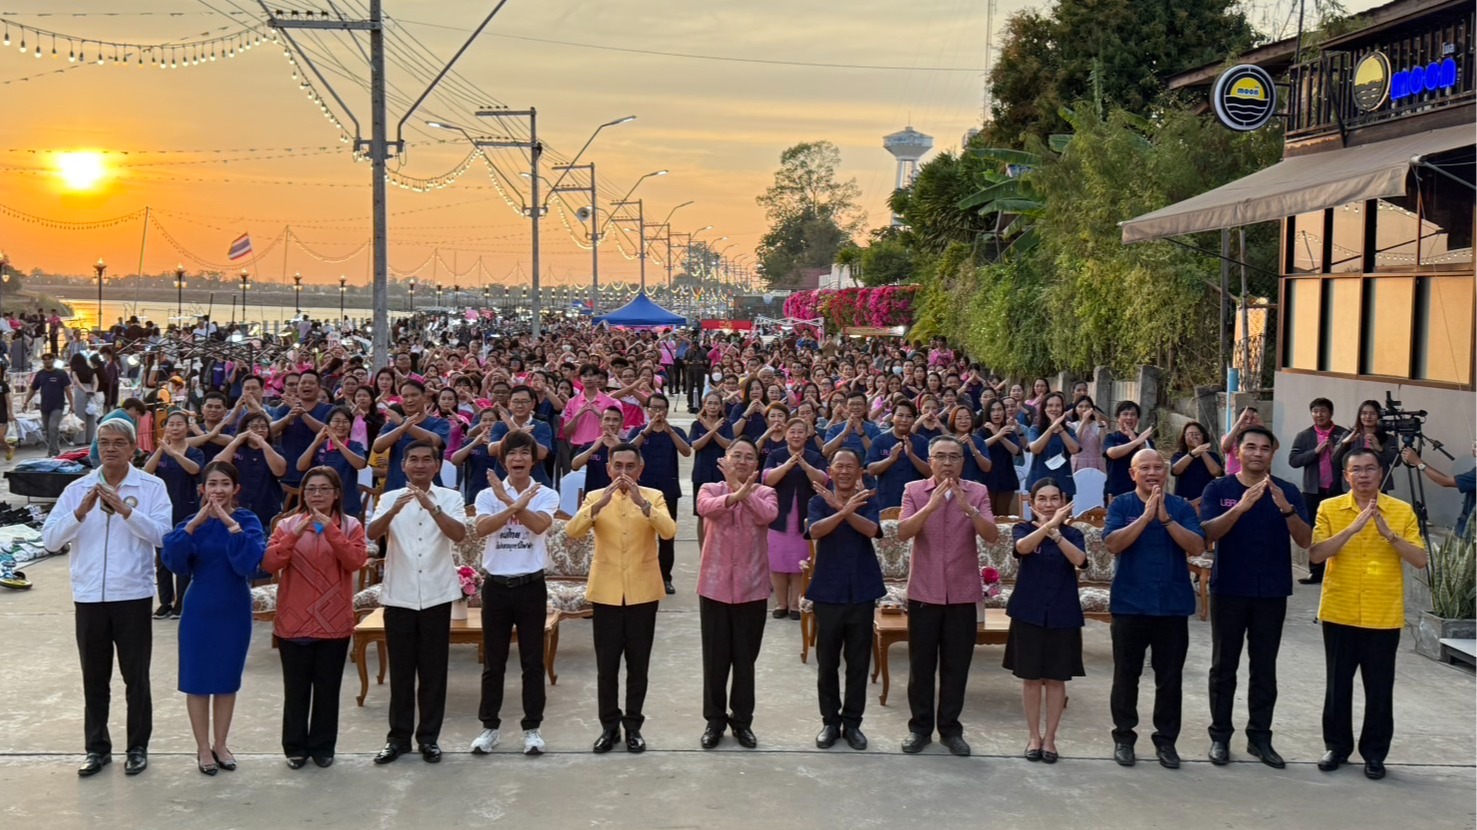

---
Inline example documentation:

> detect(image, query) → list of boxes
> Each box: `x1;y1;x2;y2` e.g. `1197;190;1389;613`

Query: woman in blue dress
213;411;287;532
162;461;267;776
295;406;367;520
688;392;733;542
1025;392;1081;501
143;410;205;617
948;405;992;486
981;399;1023;517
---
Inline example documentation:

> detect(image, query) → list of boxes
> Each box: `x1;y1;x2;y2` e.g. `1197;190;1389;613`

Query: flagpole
133;207;150;321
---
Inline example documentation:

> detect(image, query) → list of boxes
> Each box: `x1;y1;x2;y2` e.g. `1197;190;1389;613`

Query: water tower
883;125;933;225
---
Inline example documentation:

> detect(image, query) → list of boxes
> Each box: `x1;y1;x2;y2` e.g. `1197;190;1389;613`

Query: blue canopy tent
592;292;688;328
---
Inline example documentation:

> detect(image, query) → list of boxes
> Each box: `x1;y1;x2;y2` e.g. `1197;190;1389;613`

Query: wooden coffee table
871;607;1011;706
352;607;562;706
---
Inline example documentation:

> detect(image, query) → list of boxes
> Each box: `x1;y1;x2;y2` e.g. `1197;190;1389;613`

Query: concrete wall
1270;371;1476;531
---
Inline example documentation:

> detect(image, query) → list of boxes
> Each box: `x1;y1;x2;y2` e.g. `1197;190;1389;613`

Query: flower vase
451;599;469;621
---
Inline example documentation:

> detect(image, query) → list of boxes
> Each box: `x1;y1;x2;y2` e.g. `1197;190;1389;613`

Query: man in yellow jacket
566;441;677;754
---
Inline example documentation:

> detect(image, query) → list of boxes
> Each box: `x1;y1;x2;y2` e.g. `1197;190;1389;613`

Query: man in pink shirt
898;435;999;757
562;364;620;447
694;438;779;750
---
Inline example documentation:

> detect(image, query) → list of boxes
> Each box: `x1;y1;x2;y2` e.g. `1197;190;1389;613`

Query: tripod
1385;430;1455;585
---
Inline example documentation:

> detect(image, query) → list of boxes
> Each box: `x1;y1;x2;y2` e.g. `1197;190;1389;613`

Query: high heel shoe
212;750;237;772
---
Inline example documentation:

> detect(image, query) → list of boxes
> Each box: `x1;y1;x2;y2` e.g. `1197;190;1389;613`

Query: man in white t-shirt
469;430;559;757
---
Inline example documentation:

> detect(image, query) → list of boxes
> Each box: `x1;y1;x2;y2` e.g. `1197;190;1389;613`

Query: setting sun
55;151;107;192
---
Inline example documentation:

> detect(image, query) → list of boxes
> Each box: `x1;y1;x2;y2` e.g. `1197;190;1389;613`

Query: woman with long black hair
1332;399;1398;492
981;399;1022;517
144;410;205;618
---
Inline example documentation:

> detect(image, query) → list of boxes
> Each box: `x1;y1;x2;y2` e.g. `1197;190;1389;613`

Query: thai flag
227;233;252;261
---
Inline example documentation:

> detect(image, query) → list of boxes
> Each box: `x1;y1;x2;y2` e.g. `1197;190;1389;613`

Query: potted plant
1414;522;1475;663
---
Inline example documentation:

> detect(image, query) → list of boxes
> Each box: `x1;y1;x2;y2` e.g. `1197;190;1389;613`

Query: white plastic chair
559;469;587;516
1071;468;1107;515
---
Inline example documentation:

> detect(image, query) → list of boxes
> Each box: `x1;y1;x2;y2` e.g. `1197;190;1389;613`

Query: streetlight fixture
654;201;694;289
338;274;347;321
435;282;443;308
292;272;303;315
239;268;250;326
408;276;417;313
94;258;106;333
604;170;668;294
174;264;187;321
482;286;490;308
0;251;10;318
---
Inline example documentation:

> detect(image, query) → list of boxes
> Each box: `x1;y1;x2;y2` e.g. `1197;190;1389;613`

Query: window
1287;210;1326;273
1417;149;1475;270
1361;277;1415;376
1371;194;1422;271
1415;276;1475;384
1329;203;1365;273
1284;277;1321;370
1322;278;1362;374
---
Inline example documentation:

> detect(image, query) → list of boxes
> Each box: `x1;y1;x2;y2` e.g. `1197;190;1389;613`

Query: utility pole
552;162;600;314
475;109;542;335
611;199;647;292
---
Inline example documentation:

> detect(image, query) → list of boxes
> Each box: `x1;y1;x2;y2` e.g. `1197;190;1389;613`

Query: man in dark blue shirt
24;352;70;456
1103;448;1205;770
487;386;554;487
271;369;333;489
372;379;451;493
823;392;880;459
1402;445;1477;537
865;400;930;509
804;447;883;751
1103;401;1154;502
631;394;690;594
1199;426;1310;769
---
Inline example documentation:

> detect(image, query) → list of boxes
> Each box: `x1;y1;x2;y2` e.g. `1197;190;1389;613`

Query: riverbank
1;291;74;318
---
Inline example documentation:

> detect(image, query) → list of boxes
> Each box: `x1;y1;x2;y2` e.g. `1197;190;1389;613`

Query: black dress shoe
1318;750;1349;772
1364;759;1386;780
593;727;621;754
1025;746;1043;762
771;608;787;619
419;743;442;763
213;750;237;772
1208;740;1230;765
700;726;723;749
373;743;406;765
941;735;971;757
625;729;646;753
732;726;757;748
1156;745;1181;769
1247;741;1286;769
815;724;840;749
124;747;147;776
77;752;111;777
312;756;334;768
1113;743;1136;767
153;605;172;619
1042;750;1059;764
842;726;868;751
664;580;676;595
901;732;932;754
286;756;308;770
1298;575;1322;585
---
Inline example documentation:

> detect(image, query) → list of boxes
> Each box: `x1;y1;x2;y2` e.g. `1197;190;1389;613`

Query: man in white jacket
42;418;173;777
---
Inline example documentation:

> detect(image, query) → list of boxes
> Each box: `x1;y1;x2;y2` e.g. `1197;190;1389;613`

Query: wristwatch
1281;507;1297;517
1418;463;1428;472
431;504;443;517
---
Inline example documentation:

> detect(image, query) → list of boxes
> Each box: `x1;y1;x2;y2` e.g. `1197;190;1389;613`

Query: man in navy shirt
1104;448;1205;770
1199;426;1310;769
631;394;690;594
1103;401;1154;502
25;352;71;456
487;386;554;487
823;392;879;459
372;379;451;493
271;369;333;489
865;400;930;509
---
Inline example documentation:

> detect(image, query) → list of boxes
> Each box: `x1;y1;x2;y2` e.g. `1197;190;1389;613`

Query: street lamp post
292;272;303;315
94;258;106;333
482;286;490;309
174;264;187;321
239;269;250;327
435;283;443;309
338;275;347;321
0;251;10;318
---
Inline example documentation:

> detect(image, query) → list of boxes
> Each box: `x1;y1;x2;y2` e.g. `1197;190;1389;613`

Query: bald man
1103;448;1205;770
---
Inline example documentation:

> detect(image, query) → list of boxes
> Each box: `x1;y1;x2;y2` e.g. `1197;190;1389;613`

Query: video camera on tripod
1379;391;1431;441
1379;391;1454;550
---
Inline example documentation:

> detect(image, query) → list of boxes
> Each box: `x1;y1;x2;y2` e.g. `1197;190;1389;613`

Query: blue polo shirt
1457;468;1475;537
487;419;554;487
461;443;498;505
1007;522;1087;629
1199;474;1308;599
1171;450;1222;501
803;494;885;604
278;401;335;487
1104;490;1203;617
824;420;880;458
634;425;687;502
581;442;613;494
384;414;451;493
311;439;366;518
1103;432;1151;499
865;431;930;509
1025;424;1078;497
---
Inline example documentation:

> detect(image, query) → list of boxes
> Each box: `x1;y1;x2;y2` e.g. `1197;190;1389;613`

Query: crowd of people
22;311;1472;781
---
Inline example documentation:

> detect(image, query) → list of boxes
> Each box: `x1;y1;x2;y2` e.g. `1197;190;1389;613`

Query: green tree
756;141;864;286
984;0;1256;148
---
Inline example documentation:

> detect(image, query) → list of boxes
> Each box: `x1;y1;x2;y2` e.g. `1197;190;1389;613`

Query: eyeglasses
303;486;338;494
930;453;964;462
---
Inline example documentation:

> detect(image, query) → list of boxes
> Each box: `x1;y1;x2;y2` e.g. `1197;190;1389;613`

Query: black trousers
383;603;451;748
1322;621;1399;763
1208;595;1286;744
75;599;152;754
1110;614;1189;748
592;601;658;732
814;601;874;728
1303;489;1333;579
155;549;191;611
686;365;707;411
478;577;547;731
671;359;686;394
278;637;350;759
906;601;976;738
658;498;679;583
699;597;767;730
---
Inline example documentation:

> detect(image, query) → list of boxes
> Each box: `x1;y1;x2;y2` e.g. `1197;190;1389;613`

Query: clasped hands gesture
187;497;240;533
76;483;134;521
392;484;437;514
594;474;648;512
1233;477;1293;515
1140;485;1172;523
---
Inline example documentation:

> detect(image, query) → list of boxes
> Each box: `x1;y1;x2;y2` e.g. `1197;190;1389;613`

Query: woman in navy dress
729;378;769;440
296;406;367;520
162;461;267;775
1025;392;1081;500
1170;421;1223;509
981;399;1023;517
689;392;733;539
213;411;287;532
143;410;205;617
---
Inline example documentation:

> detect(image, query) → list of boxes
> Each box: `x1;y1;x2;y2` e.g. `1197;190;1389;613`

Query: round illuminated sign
1212;64;1278;131
1352;51;1391;112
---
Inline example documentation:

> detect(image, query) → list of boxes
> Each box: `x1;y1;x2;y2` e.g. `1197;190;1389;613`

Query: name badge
1045;454;1067;470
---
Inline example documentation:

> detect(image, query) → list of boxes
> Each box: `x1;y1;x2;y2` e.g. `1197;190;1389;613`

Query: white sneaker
470;728;500;754
522;729;545;756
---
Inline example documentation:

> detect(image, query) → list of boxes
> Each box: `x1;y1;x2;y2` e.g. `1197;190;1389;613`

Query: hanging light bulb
3;24;10;47
50;34;57;59
67;42;75;62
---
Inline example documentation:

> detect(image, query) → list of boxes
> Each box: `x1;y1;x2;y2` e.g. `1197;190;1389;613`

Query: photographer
1400;445;1476;537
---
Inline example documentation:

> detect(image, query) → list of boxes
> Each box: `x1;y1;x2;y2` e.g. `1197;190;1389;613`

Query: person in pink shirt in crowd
927;337;955;369
694;437;779;750
561;364;621;447
1219;406;1264;477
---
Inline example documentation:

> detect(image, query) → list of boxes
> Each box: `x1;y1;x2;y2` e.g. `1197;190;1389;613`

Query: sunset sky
0;0;1384;290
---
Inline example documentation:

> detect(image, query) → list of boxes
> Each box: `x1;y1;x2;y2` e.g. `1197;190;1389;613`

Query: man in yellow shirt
1309;448;1428;781
566;442;677;755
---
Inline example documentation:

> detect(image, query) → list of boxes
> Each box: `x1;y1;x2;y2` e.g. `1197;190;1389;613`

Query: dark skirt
1002;619;1085;681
